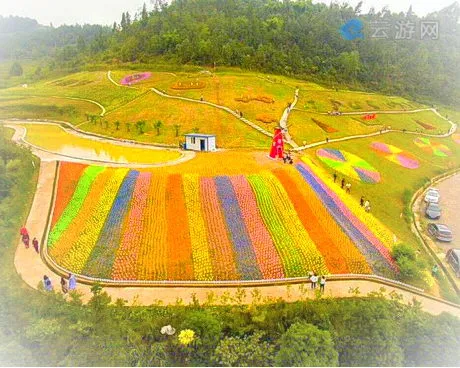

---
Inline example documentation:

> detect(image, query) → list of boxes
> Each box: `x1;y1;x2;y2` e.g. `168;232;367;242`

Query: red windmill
269;127;284;159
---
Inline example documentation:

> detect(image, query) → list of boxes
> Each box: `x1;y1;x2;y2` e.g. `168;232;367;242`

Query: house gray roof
185;133;216;138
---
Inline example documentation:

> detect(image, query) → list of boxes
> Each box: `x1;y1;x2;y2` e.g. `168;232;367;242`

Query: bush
9;61;23;76
275;322;338;367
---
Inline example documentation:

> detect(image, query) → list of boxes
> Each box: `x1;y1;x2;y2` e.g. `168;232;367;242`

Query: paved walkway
279;89;299;148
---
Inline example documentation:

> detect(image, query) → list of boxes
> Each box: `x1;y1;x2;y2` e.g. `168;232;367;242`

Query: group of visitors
309;273;327;292
332;174;352;194
283;151;293;164
43;273;77;294
20;226;39;253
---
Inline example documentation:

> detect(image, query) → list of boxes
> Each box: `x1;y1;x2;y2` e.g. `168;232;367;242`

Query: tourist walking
68;273;77;291
43;275;53;292
333;172;337;183
341;178;345;189
32;237;39;253
364;200;371;212
345;182;351;193
310;273;318;289
360;196;364;207
61;277;68;294
20;226;29;248
320;276;326;292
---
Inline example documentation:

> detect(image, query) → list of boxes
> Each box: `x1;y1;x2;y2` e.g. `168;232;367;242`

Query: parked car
424;188;440;203
425;203;441;219
446;249;460;277
427;223;453;242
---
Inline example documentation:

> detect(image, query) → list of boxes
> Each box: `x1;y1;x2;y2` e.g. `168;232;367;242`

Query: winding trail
292;108;457;152
279;88;299;147
150;87;275;140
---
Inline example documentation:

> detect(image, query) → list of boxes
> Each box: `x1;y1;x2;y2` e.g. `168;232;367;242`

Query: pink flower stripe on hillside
230;175;285;279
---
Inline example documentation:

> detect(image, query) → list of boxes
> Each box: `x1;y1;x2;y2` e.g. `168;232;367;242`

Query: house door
200;139;206;151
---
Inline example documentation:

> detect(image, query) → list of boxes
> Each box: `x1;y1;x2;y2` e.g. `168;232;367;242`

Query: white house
184;133;216;152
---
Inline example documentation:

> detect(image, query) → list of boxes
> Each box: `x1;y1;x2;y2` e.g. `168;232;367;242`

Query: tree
114;121;120;130
9;61;23;76
275;322;338;367
125;122;131;132
141;3;148;21
212;332;274;367
136;120;146;134
154;120;163;135
173;124;181;137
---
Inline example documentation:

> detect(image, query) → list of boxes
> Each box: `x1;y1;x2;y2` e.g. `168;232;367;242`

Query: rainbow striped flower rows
47;162;398;281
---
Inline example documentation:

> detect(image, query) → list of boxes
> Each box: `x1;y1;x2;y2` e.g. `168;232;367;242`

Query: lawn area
301;132;460;248
0;96;101;124
136;70;296;132
20;123;182;164
83;91;271;148
298;89;423;113
289;110;451;144
0;71;144;112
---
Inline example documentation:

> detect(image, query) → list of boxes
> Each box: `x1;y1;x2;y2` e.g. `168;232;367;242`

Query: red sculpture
269;128;284;159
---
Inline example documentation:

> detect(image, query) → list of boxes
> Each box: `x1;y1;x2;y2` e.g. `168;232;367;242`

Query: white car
424;188;440;203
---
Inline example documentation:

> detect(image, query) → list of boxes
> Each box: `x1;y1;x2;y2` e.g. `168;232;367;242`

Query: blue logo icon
340;19;364;40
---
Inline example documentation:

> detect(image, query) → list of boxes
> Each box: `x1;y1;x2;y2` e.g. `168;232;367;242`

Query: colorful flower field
316;148;381;183
120;72;152;85
370;142;420;169
46;161;398;282
413;137;452;157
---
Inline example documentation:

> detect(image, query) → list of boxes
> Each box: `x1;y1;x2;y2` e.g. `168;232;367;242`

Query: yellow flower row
182;174;214;281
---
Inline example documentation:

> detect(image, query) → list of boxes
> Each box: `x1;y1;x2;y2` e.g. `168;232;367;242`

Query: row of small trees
85;114;183;137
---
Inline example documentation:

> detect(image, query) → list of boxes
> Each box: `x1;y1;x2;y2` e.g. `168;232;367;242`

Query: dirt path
10;150;460;315
279;89;299;148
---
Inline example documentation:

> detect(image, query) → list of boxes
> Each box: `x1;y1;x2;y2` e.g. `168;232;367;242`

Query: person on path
345;182;351;193
360;196;365;207
326;137;329;143
333;172;337;183
20;226;29;248
320;276;326;292
32;237;39;253
341;178;345;189
61;277;68;294
364;200;371;212
240;111;243;118
68;273;77;291
310;273;318;289
43;275;53;292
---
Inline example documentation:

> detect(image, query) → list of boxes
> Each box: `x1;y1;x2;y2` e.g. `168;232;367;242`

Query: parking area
419;173;460;284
